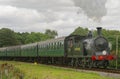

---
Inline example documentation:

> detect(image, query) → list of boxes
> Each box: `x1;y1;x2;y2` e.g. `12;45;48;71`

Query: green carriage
6;46;21;57
21;43;37;57
0;47;7;57
38;37;65;57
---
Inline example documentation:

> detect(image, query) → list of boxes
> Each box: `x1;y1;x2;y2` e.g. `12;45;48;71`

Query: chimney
97;27;102;36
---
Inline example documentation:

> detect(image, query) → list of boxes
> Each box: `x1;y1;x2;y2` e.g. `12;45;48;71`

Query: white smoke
73;0;107;22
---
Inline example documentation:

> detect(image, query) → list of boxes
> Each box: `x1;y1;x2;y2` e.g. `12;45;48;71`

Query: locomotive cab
65;35;86;57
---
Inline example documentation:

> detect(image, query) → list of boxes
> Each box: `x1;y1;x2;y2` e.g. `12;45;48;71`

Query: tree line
0;28;57;47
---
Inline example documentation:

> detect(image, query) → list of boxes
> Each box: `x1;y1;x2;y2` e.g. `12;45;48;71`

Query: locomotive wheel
88;60;93;69
71;58;75;67
75;58;79;67
81;61;86;68
81;58;86;68
103;60;109;68
82;63;85;68
78;59;82;67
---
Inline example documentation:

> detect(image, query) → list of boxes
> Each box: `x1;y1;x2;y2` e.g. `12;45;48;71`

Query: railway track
45;64;120;74
44;64;120;78
1;59;120;74
81;68;120;74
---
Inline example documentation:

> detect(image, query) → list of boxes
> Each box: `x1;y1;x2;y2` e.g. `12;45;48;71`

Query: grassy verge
0;63;24;79
0;61;117;79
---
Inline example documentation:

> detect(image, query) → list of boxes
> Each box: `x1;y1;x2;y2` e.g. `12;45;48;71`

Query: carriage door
83;42;87;56
67;38;74;56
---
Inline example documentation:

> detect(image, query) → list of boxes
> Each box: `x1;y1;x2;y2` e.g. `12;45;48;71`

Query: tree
45;29;58;38
25;32;50;44
0;28;19;47
15;32;29;44
71;27;89;36
25;32;41;43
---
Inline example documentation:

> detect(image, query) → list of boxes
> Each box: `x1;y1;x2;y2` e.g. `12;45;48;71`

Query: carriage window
39;45;41;49
44;44;46;48
60;41;63;47
41;44;43;48
68;39;73;48
49;43;51;49
54;42;55;49
57;42;59;48
51;43;52;49
51;43;53;49
59;42;60;48
47;43;49;49
75;40;80;47
55;42;57;49
53;42;55;49
56;42;57;48
48;44;49;48
54;42;56;49
58;42;59;47
59;42;61;47
45;44;47;49
61;41;64;45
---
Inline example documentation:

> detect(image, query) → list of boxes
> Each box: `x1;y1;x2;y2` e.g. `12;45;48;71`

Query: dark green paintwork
0;48;6;56
38;41;64;57
21;44;37;57
6;46;21;57
65;35;86;57
0;36;85;58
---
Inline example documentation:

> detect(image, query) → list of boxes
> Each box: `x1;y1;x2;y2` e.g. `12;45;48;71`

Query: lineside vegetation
0;61;117;79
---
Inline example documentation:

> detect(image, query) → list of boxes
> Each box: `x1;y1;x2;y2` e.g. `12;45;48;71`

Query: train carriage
38;37;65;57
6;46;21;57
21;43;37;57
0;47;7;57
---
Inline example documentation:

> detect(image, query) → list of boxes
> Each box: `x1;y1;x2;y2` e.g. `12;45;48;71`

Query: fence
107;35;120;69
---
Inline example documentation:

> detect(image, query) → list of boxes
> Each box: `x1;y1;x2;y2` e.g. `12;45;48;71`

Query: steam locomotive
0;27;115;68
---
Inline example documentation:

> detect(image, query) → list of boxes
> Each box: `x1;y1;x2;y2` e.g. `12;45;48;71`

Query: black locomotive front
94;37;108;52
83;27;114;68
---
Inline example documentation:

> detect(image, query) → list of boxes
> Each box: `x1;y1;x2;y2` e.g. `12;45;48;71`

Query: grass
0;63;24;79
0;61;118;79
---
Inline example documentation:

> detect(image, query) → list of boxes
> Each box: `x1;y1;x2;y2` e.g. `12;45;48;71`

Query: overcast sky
0;0;120;36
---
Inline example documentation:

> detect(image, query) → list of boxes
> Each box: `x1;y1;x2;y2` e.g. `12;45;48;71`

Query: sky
0;0;120;36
